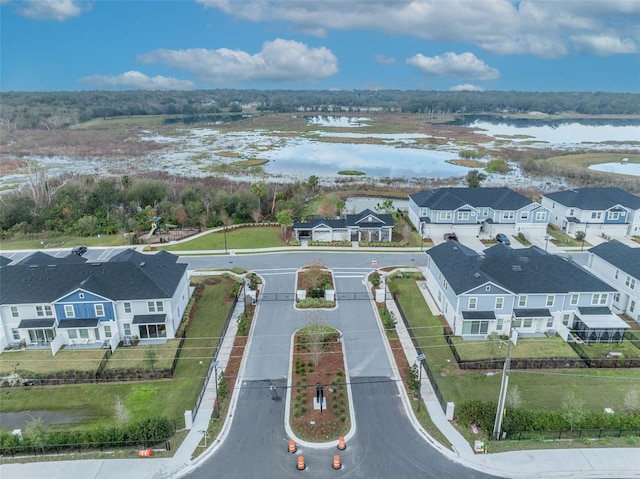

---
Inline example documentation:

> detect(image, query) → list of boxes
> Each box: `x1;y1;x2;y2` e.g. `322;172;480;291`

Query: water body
307;116;371;127
589;162;640;176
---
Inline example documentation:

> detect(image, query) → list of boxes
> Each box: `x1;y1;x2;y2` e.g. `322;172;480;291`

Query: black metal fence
0;439;172;457
392;295;448;413
502;427;640;441
259;291;379;301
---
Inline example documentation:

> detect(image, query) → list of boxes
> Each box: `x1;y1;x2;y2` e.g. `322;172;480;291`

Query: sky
1;0;639;92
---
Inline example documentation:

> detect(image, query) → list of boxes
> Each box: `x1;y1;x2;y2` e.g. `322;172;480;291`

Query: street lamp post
212;360;219;419
223;226;228;254
420;223;425;252
416;353;425;411
544;234;549;252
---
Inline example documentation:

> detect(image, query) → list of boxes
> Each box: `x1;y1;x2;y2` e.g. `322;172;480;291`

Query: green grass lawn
389;276;640;413
158;226;285;251
0;349;106;375
451;336;579;361
105;341;180;371
0;234;130;251
576;340;640;360
0;277;235;430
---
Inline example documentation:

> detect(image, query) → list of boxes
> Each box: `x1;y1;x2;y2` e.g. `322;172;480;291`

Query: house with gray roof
0;250;191;354
424;241;627;343
587;240;640;325
541;187;640;239
408;187;548;242
293;209;394;242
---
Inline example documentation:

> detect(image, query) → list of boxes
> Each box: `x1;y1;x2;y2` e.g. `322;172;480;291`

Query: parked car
443;233;458;242
495;233;511;246
71;245;88;256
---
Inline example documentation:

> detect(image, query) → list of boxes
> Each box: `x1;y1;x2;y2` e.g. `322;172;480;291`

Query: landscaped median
387;273;640;452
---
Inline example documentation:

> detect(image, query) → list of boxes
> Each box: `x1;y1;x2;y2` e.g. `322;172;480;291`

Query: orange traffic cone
332;455;341;470
337;436;346;450
137;449;152;457
297;455;306;470
288;439;297;453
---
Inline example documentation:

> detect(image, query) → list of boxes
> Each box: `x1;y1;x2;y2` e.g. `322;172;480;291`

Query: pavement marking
334;275;365;278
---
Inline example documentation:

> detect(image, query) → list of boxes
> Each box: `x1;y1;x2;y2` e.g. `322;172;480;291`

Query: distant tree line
1;90;638;130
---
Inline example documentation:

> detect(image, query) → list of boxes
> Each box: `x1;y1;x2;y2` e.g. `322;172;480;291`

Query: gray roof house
408;187;549;242
293;209;394;242
0;250;191;354
424;241;627;343
541;187;640;239
587;240;640;325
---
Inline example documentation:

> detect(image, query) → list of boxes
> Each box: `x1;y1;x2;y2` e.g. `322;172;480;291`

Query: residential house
541;187;640;239
408;187;549;241
587;240;640;324
0;250;191;354
293;209;394;242
423;241;628;343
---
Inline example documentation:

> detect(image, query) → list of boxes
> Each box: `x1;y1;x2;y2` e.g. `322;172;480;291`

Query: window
440;211;452;220
518;295;527;307
502;211;514;220
468;297;477;310
147;301;164;313
630;300;636;314
79;293;84;299
443;279;448;292
104;325;112;338
570;294;579;305
36;305;52;317
607;211;620;220
457;211;470;221
496;318;504;330
546;317;554;328
495;297;504;310
10;306;19;318
79;329;89;339
68;329;78;339
614;293;620;302
124;323;132;336
569;208;574;216
462;321;489;335
625;276;636;289
124;302;132;313
512;318;522;328
590;212;602;220
520;211;529;220
523;318;533;328
562;314;571;326
482;208;489;216
591;293;608;305
546;295;555;307
615;270;619;280
64;305;75;317
535;211;546;221
12;329;20;340
138;323;167;339
95;304;105;317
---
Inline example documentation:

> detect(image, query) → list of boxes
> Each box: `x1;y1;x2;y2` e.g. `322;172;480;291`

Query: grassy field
104;341;180;371
389;276;640;413
0;276;235;430
158;226;285;251
546;224;591;248
0;349;106;376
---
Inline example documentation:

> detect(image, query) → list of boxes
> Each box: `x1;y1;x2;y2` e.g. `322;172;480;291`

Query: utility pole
492;331;514;440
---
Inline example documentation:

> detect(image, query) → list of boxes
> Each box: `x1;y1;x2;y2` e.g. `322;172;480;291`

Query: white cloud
570;35;637;55
375;54;396;65
197;0;640;58
450;84;485;92
13;0;88;21
78;71;196;90
137;39;338;84
407;52;499;81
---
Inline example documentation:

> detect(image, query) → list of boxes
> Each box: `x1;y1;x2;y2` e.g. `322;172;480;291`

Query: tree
375;198;394;214
25;417;47;453
249;181;266;213
562;391;585;430
466;169;487;188
276;209;293;239
144;347;158;379
305;313;327;367
307;175;319;193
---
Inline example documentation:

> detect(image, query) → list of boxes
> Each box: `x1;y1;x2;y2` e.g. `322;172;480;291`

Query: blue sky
1;0;639;92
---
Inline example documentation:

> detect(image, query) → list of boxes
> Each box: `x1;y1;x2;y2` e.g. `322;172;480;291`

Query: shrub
296;298;334;308
379;306;396;330
370;271;381;288
237;313;249;336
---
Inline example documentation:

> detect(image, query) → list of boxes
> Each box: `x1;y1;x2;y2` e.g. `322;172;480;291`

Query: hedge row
456;400;640;433
0;417;173;452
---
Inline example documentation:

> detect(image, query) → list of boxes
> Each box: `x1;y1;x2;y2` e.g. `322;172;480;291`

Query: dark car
495;233;511;246
72;245;88;256
443;233;458;242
